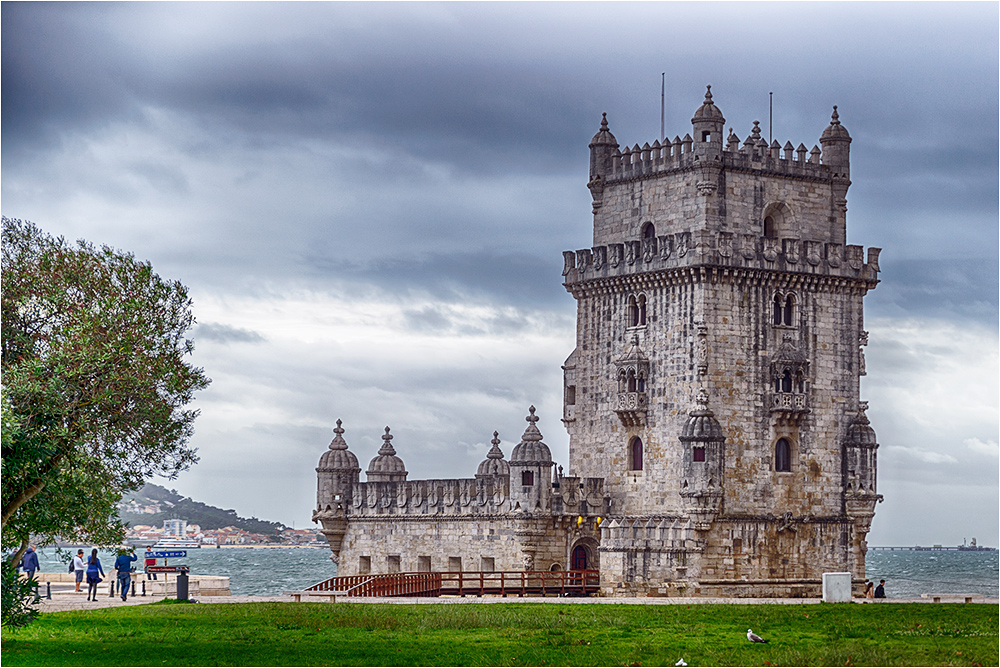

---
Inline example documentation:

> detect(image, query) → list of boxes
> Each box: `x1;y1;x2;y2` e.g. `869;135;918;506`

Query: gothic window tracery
628;294;648;327
772;292;796;327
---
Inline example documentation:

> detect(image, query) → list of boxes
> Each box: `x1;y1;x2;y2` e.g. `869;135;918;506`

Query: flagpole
660;73;665;141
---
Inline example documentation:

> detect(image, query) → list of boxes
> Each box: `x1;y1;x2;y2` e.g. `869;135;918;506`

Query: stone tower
561;87;882;596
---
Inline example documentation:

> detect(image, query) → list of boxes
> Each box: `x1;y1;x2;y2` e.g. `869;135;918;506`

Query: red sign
146;565;189;573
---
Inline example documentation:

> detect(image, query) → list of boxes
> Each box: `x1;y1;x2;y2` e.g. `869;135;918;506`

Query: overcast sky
3;2;997;547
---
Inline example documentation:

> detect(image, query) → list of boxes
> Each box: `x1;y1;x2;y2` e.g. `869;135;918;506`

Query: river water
34;546;997;598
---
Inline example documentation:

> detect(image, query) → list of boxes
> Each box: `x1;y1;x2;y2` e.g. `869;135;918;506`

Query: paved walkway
34;585;997;613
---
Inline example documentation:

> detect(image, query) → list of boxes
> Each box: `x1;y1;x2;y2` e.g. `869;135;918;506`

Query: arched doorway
571;545;588;571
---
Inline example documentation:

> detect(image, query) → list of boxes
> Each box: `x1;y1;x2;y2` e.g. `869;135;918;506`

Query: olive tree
1;217;211;563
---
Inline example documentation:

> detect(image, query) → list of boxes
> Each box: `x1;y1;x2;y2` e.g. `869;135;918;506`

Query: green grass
3;601;997;666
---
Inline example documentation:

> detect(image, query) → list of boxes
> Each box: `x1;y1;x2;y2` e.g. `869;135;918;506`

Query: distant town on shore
116;483;324;547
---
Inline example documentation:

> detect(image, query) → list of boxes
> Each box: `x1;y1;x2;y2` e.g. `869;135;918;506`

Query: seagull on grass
675;660;687;666
747;629;768;643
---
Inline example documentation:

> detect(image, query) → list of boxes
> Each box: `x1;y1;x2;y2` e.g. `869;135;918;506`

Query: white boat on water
152;537;202;549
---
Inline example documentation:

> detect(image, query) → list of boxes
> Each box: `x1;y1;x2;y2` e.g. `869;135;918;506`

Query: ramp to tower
297;569;600;599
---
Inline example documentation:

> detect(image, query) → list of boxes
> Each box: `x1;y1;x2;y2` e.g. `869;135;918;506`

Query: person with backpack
72;549;86;592
114;548;138;602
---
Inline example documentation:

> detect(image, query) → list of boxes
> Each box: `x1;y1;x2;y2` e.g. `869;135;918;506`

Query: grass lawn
2;600;997;666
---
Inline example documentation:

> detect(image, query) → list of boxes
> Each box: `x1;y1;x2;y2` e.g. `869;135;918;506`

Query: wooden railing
304;569;599;598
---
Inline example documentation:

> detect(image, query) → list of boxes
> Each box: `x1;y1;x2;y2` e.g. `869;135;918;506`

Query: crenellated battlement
607;132;832;185
562;233;880;288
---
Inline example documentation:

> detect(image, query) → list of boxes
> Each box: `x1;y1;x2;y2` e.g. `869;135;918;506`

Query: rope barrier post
46;582;52;599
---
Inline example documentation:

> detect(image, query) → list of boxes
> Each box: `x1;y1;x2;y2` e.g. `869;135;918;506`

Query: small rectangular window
481;556;495;572
732;538;742;555
359;556;371;574
448;557;462;572
417;556;431;572
566;385;576;405
693;446;706;462
521;471;534;486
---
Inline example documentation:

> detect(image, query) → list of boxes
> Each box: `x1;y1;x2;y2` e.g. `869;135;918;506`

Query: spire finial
751;120;761;140
704;84;713;102
329;418;348;450
378;426;396;455
487;431;505;460
520;406;543;443
831;105;840;125
600;112;609;131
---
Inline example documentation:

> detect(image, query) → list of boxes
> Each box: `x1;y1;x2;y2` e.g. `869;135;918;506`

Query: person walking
20;545;40;583
85;549;105;601
114;548;138;602
874;579;886;599
73;549;86;593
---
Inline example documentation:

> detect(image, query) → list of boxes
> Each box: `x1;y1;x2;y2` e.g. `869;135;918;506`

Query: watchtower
561;87;882;596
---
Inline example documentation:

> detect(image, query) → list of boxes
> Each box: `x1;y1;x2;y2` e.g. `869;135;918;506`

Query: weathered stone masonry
312;87;882;597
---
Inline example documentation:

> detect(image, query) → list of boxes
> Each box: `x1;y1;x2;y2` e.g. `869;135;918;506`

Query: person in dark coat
20;545;40;582
874;579;886;598
114;548;138;602
85;549;105;601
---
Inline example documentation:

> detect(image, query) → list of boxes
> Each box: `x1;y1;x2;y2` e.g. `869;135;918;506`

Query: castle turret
476;431;511;479
366;427;408;482
678;390;726;531
691;85;725;152
312;419;361;561
509;406;553;513
819;105;851;172
587;113;619;214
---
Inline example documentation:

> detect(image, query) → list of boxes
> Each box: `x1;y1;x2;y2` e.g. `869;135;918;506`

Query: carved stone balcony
615;391;647;427
770;392;809;424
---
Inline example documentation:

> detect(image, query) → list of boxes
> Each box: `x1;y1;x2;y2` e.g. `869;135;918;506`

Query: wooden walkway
303;569;600;598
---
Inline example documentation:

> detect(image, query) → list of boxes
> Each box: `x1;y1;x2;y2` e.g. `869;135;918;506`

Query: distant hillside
118;483;288;536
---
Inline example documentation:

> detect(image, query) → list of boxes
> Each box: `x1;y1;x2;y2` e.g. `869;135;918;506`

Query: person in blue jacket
20;545;40;583
85;549;105;601
114;548;138;602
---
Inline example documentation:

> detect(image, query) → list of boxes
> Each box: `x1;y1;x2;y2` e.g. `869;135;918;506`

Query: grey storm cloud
2;2;997;542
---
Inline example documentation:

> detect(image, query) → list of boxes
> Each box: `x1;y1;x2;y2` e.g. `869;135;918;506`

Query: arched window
521;471;534;486
636;373;645;393
773;294;783;325
764;215;777;238
638;294;647;325
642;222;656;239
618;369;628;392
775;438;791;472
628;296;639;327
627;370;636;393
629;437;643;471
783;294;794;326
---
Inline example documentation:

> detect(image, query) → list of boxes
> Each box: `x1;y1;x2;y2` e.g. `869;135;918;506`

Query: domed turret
316;419;361;511
317;419;361;473
820;105;851;170
477;431;510;478
509;406;552;465
588;112;620;183
366;426;408;482
313;419;360;562
509;406;554;513
680;390;726;444
691;85;725;150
